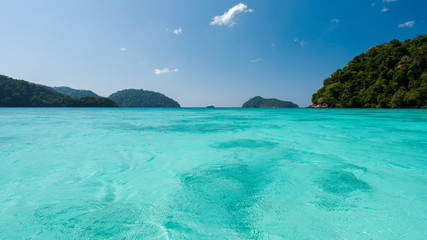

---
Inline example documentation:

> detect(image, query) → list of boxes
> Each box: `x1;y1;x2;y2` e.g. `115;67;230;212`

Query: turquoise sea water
0;108;426;239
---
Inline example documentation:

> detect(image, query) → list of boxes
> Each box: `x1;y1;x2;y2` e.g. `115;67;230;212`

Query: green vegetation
312;34;427;108
68;96;118;107
109;89;181;107
0;74;117;107
52;86;98;98
242;96;298;108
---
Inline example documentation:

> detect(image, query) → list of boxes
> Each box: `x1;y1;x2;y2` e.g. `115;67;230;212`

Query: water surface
0;108;426;239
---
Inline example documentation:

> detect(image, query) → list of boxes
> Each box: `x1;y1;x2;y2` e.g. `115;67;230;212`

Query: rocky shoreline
307;104;427;109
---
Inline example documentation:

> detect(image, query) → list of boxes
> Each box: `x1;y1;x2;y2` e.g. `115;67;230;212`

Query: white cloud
381;7;389;12
293;37;299;42
300;40;306;47
154;68;179;75
250;58;262;63
173;28;182;35
398;21;415;28
331;18;340;24
210;3;253;27
119;47;127;51
383;0;397;2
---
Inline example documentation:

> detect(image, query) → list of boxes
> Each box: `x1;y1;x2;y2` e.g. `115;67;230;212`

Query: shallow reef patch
210;139;278;149
32;200;168;239
159;162;274;239
317;170;371;196
314;169;372;211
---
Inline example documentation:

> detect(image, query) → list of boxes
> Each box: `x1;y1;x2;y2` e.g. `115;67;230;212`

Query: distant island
0;75;183;108
311;34;426;108
4;34;426;109
242;96;298;108
52;86;99;98
109;89;181;108
0;75;117;107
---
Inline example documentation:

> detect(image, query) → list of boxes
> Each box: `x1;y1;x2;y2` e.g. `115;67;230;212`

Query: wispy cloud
294;37;306;47
119;47;127;51
398;21;415;28
330;18;340;24
383;0;397;2
250;58;262;63
154;68;179;75
173;28;182;35
381;7;389;12
210;3;253;27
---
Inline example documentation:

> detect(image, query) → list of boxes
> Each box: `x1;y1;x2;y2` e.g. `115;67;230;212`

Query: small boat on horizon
206;104;215;108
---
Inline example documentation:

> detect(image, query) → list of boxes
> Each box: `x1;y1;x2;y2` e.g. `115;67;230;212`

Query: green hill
68;96;118;107
52;86;99;98
242;96;298;108
109;89;181;107
0;74;117;107
311;34;427;108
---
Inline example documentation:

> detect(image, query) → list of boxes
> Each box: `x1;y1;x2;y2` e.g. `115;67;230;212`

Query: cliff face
311;35;427;108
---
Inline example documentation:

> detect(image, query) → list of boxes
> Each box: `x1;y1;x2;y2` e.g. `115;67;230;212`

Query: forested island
311;34;426;108
0;75;182;108
2;35;426;109
0;75;117;107
52;86;99;98
109;89;181;107
242;96;298;108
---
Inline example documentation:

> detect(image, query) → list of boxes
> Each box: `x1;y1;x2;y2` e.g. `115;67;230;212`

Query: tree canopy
109;89;181;107
52;86;99;98
312;34;427;108
0;74;117;107
242;96;298;108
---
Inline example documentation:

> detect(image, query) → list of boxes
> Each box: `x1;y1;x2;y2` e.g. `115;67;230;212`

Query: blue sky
0;0;425;107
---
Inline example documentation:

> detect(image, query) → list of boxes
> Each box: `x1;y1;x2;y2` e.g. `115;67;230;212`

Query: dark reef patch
341;163;368;172
99;122;247;134
173;115;263;123
293;117;335;122
0;136;15;145
210;139;278;149
317;171;371;196
313;170;372;211
161;163;274;238
141;123;247;133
